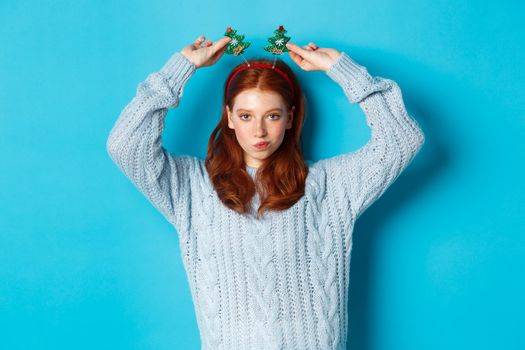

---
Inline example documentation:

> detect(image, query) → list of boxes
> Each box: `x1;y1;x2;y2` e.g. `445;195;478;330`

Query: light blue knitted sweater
106;50;425;350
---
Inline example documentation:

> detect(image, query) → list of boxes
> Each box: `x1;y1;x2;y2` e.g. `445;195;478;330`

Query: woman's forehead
233;89;284;111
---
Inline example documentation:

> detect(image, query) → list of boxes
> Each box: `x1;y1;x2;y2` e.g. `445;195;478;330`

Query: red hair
204;56;308;219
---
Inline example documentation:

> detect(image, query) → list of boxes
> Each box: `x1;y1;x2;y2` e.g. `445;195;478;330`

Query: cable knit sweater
106;50;425;350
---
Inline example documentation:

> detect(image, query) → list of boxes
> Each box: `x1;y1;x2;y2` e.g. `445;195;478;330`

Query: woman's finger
302;45;313;51
209;37;232;63
193;35;206;47
214;36;232;50
288;50;298;60
209;36;232;56
288;49;305;67
287;42;312;59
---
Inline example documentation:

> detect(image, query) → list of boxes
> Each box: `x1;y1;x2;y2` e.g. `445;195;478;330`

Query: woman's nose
254;121;267;136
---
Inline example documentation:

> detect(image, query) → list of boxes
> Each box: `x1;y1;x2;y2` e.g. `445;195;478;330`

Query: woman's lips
254;142;269;150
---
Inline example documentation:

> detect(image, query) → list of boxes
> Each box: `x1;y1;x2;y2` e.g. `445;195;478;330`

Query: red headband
225;63;295;99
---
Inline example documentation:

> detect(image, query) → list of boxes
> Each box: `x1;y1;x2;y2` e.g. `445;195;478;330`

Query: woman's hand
286;42;342;72
180;35;232;69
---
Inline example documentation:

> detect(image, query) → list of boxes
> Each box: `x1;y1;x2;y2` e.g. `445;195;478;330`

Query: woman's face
227;88;294;169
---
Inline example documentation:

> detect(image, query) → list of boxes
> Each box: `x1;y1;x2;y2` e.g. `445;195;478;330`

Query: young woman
107;34;425;350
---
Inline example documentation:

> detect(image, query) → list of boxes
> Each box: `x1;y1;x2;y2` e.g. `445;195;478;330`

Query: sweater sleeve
106;51;198;234
312;52;425;223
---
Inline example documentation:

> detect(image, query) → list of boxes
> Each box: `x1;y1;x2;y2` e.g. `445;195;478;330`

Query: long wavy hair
204;56;308;219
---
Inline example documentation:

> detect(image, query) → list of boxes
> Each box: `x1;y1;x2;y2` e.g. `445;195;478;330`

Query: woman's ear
286;106;295;129
226;105;234;129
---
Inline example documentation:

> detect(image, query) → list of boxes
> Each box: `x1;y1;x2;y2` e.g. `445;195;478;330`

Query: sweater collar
246;165;258;177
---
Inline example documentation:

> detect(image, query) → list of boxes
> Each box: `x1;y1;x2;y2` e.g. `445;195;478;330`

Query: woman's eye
239;113;280;120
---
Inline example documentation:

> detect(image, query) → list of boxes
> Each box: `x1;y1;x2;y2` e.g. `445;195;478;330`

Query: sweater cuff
158;52;197;93
326;52;388;104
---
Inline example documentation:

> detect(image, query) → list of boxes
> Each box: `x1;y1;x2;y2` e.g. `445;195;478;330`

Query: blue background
1;1;524;349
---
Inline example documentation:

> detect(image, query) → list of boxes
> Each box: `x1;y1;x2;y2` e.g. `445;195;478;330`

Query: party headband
224;25;294;99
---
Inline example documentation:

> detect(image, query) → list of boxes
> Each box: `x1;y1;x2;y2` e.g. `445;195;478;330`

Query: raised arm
313;52;425;222
106;51;198;233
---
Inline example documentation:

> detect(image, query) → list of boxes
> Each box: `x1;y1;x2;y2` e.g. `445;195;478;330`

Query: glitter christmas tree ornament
224;26;252;65
264;25;291;55
224;26;251;55
264;25;292;67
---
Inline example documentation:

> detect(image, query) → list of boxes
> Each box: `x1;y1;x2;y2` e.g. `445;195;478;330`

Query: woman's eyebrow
236;108;281;113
